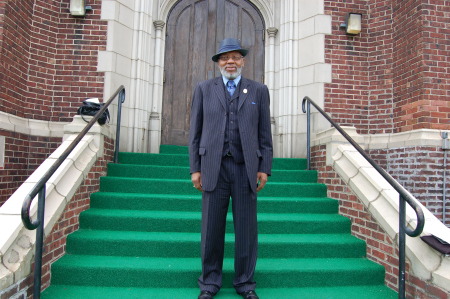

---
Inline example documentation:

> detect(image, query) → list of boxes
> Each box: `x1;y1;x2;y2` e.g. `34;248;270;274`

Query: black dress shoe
198;290;214;299
239;290;259;299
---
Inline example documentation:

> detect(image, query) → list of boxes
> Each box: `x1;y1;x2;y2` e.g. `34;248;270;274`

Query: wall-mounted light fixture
70;0;92;17
340;13;362;35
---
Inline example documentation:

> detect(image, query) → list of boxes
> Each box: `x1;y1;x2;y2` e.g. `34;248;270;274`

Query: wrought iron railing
302;96;425;299
21;86;125;298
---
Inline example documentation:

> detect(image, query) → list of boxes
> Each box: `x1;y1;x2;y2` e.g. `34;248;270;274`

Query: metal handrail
302;96;425;299
21;85;125;298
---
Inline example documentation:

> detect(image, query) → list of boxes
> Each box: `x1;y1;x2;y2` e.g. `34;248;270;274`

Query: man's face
218;51;245;80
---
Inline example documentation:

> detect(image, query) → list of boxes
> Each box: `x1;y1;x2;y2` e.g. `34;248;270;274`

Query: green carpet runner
42;145;397;298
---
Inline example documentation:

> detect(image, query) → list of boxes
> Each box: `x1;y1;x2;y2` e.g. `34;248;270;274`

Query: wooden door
161;0;265;145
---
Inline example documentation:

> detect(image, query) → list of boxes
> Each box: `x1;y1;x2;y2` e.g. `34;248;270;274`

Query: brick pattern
392;0;426;132
49;0;107;122
0;0;107;122
367;1;395;134
0;0;107;205
324;0;450;134
311;145;449;298
0;130;60;206
0;0;34;119
0;2;5;51
369;147;449;226
324;0;371;134
0;136;115;299
399;0;450;131
0;277;31;299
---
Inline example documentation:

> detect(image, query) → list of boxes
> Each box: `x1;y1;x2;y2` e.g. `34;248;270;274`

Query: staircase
42;145;397;298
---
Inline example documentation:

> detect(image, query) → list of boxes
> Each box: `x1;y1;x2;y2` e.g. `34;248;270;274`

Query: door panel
162;0;265;145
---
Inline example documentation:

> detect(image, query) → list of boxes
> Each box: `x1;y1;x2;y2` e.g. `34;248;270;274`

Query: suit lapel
238;77;249;111
213;77;227;110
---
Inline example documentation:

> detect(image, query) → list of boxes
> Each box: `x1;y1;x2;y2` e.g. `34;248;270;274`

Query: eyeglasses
219;55;244;62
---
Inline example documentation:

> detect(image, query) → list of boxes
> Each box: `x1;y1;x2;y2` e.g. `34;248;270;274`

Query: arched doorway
161;0;265;145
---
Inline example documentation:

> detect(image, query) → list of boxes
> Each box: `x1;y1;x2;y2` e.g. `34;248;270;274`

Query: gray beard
219;66;242;80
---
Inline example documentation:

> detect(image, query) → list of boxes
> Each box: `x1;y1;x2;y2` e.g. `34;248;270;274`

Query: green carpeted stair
42;145;397;298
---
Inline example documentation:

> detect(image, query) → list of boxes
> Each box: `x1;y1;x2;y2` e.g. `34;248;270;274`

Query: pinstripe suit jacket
189;76;273;193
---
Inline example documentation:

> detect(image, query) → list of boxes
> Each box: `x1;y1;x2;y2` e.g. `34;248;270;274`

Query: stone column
149;20;165;153
267;27;278;116
266;27;279;155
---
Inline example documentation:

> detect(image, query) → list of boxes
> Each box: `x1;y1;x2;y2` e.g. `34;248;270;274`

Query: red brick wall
0;0;34;118
51;0;107;121
395;0;450;131
392;0;425;132
0;0;107;206
311;145;449;299
325;0;371;134
0;130;60;206
325;0;450;134
367;1;395;134
369;146;449;226
0;0;107;122
0;1;5;50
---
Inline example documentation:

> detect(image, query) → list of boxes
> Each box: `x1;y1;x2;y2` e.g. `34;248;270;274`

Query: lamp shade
70;0;86;16
346;13;362;35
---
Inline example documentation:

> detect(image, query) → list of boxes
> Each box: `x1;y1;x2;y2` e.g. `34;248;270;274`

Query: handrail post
306;101;311;170
399;195;406;299
33;187;46;299
302;97;312;170
114;89;126;163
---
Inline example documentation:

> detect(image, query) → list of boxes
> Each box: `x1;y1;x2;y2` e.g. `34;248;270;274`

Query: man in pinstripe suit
189;38;273;299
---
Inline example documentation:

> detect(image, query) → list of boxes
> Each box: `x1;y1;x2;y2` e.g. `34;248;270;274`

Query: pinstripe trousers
198;155;257;294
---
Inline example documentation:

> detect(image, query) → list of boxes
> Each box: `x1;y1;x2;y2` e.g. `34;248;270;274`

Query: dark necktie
227;80;236;96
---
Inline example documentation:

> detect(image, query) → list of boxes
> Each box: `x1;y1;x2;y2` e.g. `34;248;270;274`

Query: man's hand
191;172;203;192
256;172;268;192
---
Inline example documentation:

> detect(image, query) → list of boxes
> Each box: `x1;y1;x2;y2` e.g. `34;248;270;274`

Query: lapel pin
243;89;248;94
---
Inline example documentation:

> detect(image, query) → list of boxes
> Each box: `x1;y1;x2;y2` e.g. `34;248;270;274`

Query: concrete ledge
365;129;444;150
0;111;68;138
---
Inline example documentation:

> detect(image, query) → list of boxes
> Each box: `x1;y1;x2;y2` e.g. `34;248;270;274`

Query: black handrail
302;96;424;299
21;85;125;298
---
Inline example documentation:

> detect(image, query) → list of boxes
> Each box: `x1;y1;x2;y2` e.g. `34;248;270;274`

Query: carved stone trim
150;112;160;120
266;27;278;37
153;20;166;30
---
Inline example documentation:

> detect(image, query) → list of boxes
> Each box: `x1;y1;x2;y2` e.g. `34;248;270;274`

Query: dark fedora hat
211;38;248;62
